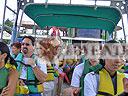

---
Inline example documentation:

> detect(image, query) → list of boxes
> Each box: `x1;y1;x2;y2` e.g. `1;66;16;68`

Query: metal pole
125;0;128;25
0;0;7;41
121;17;127;43
125;0;128;42
69;0;71;5
45;0;48;8
11;0;21;43
6;5;17;14
17;10;24;34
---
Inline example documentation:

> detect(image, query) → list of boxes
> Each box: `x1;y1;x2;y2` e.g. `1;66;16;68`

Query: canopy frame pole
0;0;7;41
45;0;48;8
121;17;126;43
69;0;72;5
11;0;22;43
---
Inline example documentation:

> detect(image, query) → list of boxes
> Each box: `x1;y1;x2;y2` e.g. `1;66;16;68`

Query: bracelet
31;64;37;68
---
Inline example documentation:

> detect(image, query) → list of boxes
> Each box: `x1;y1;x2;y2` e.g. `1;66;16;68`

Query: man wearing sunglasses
15;36;47;96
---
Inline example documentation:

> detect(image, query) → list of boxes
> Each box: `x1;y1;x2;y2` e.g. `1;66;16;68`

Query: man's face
21;38;34;55
105;44;125;72
105;58;124;72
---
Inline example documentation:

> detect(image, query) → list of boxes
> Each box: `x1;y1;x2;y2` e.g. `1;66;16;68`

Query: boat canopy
23;3;122;35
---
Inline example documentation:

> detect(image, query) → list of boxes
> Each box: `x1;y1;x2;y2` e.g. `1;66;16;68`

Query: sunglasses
21;43;31;46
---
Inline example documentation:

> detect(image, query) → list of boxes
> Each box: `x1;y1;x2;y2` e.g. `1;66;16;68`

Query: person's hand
72;87;80;96
1;85;14;96
63;87;80;96
123;78;128;93
1;86;10;96
25;58;35;67
18;79;25;86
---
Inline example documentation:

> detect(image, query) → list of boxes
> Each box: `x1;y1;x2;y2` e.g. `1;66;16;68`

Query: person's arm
62;64;83;96
62;57;67;69
32;66;47;83
1;68;18;96
71;64;82;88
84;72;98;96
63;87;80;96
118;78;128;96
27;58;47;83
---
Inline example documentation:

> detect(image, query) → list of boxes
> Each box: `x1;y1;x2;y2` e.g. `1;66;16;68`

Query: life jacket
11;53;22;59
46;64;59;81
59;60;63;67
5;63;16;69
0;67;9;93
80;60;103;96
97;68;125;96
46;65;55;81
0;63;17;94
66;59;74;65
15;53;43;94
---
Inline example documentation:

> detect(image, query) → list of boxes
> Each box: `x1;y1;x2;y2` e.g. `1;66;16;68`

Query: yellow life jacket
46;66;55;81
66;59;74;64
97;68;125;96
5;63;16;69
59;61;63;67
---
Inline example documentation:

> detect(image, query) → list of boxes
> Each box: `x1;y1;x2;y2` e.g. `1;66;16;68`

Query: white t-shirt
20;57;47;79
84;72;99;96
71;63;84;87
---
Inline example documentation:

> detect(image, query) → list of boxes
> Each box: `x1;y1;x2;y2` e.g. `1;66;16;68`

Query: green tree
4;19;13;34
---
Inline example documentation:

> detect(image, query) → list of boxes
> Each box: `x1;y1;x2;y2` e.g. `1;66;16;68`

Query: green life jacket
16;53;42;94
80;60;103;96
0;67;9;93
12;53;22;60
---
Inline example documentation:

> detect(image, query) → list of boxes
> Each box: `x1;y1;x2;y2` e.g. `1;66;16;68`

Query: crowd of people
0;35;128;96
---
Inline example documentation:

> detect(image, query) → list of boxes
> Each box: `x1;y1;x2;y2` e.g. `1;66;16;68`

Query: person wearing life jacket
15;36;47;96
0;42;18;96
63;59;102;96
84;40;128;96
11;42;22;59
63;41;102;96
37;36;62;96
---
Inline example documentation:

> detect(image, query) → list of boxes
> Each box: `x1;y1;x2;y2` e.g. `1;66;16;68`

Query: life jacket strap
98;91;113;96
21;79;42;86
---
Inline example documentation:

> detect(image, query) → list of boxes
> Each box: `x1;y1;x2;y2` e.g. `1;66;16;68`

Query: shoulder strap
90;64;103;73
97;91;113;96
82;59;91;76
80;60;90;96
27;55;39;84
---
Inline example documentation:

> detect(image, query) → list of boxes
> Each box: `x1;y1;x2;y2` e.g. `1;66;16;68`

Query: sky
0;0;128;41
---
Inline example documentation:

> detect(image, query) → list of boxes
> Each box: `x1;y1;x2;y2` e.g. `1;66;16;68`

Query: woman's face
35;43;44;57
11;46;20;55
